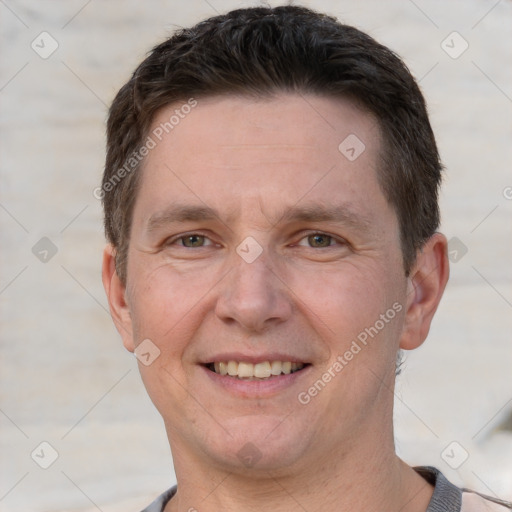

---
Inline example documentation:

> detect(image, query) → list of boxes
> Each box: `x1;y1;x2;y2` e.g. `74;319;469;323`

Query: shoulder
414;466;512;512
461;491;512;512
139;486;177;512
140;472;512;512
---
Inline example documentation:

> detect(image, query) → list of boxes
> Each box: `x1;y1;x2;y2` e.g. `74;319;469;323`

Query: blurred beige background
1;0;511;510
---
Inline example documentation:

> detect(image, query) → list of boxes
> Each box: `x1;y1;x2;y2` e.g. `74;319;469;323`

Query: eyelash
165;231;346;249
295;232;342;248
165;232;215;248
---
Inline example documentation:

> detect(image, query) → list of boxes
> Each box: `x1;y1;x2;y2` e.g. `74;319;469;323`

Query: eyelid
294;230;347;247
165;231;216;247
162;230;347;248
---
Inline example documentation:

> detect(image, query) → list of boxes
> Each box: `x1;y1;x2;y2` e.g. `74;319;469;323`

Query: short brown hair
102;5;442;284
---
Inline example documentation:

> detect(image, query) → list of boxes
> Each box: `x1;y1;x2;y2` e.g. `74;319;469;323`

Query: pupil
309;234;330;247
185;235;203;247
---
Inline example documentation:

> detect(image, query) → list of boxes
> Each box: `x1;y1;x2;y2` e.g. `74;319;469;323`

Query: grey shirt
141;466;512;512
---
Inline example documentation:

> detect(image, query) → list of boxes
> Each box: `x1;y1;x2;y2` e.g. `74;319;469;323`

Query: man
100;5;512;512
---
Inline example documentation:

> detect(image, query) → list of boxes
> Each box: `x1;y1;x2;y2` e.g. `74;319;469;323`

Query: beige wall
0;1;511;510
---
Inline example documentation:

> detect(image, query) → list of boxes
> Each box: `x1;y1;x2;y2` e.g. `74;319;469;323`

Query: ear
101;244;135;352
399;233;450;351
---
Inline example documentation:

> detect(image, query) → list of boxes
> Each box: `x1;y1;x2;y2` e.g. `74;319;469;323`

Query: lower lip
201;365;312;398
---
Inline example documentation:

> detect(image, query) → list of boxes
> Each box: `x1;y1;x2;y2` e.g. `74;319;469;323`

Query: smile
206;360;308;380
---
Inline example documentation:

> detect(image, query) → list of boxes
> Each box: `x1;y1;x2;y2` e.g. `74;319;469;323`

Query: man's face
115;94;411;473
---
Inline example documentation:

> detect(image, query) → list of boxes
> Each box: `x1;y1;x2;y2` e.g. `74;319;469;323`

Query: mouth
204;360;310;380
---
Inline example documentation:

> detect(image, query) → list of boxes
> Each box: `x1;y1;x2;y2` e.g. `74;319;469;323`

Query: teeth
270;361;282;375
237;362;253;378
227;361;238;376
210;360;305;379
218;361;228;376
254;361;271;378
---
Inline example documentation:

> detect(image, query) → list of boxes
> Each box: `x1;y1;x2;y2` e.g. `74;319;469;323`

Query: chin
199;414;312;474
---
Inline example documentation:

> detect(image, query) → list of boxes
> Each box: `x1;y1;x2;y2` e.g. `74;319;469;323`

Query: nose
214;251;293;333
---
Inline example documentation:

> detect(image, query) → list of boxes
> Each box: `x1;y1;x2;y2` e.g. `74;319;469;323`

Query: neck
164;423;433;512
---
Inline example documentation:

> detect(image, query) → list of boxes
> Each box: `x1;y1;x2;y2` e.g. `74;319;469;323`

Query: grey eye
181;234;206;247
307;234;333;248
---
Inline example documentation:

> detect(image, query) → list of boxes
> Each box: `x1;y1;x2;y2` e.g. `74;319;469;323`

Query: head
102;5;442;284
102;5;448;476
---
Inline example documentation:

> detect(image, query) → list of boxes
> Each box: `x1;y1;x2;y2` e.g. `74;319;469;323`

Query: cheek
126;262;216;421
288;260;406;379
126;258;218;355
290;263;390;336
293;265;405;416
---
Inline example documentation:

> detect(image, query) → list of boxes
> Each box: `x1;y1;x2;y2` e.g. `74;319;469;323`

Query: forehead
134;93;391;230
148;93;380;165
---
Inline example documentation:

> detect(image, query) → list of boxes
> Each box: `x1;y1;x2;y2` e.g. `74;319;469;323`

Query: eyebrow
146;204;221;233
279;204;373;233
145;203;373;234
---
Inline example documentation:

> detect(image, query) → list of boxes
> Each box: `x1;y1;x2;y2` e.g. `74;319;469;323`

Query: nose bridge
233;250;274;298
215;247;291;331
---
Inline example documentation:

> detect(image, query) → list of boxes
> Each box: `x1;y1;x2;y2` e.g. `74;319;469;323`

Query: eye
171;234;213;248
297;233;339;248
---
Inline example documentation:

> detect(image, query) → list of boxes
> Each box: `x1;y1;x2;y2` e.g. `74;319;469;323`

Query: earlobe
399;233;450;351
101;244;135;352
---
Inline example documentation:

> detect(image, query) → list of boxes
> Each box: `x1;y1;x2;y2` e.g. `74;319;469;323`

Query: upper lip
201;352;310;364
